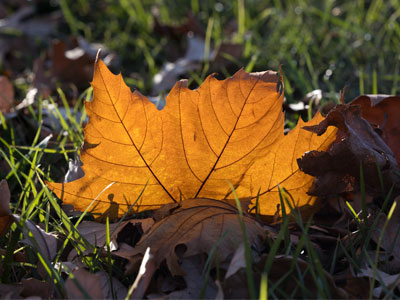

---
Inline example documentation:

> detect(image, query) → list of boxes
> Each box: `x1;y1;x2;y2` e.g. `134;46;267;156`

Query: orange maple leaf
47;60;337;218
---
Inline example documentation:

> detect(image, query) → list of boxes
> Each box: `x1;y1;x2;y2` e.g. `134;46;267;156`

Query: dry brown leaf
0;180;12;236
258;255;348;299
77;218;154;250
154;255;217;299
0;283;23;299
65;268;104;299
357;267;400;298
343;266;371;299
128;198;264;276
20;277;53;299
47;60;336;218
14;215;59;262
225;243;246;279
350;94;400;165
0;76;14;113
371;196;400;261
128;247;156;299
65;268;128;299
298;104;400;196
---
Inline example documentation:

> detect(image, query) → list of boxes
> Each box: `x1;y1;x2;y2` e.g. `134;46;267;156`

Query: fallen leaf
20;277;53;299
343;266;371;299
371;196;400;261
222;268;252;299
47;60;336;218
50;39;97;89
225;243;246;280
33;37;115;97
13;215;58;261
128;198;264;276
65;268;128;299
164;255;217;299
0;180;12;236
258;255;348;298
65;268;104;299
0;283;23;299
153;12;205;62
77;218;154;250
96;270;128;299
128;247;156;299
350;94;400;165
111;242;135;261
357;267;400;298
0;76;14;113
298;104;400;196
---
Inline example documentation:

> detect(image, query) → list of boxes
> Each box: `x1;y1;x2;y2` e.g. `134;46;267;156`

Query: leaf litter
1;56;400;299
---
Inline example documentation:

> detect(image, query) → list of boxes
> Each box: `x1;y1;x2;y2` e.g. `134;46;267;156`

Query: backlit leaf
47;60;336;218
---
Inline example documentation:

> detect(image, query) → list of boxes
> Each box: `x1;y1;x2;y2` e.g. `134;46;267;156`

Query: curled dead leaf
298;104;400;196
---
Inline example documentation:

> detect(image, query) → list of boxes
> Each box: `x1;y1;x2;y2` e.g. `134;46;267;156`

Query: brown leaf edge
350;94;400;166
297;104;400;196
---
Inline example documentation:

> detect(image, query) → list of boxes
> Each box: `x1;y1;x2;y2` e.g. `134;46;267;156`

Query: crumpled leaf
350;94;400;165
47;60;336;218
128;198;264;276
298;104;400;196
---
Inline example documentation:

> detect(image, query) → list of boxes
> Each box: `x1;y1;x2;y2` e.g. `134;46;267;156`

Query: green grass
58;0;400;102
1;0;400;298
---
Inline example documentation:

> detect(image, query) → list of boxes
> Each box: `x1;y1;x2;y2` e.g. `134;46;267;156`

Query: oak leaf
47;60;336;218
127;198;265;276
